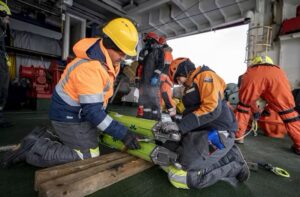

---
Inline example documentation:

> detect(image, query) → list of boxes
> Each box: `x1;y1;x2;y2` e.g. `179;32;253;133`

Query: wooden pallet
35;152;153;197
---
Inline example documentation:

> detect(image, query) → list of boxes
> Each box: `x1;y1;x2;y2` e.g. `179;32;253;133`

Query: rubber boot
291;145;300;155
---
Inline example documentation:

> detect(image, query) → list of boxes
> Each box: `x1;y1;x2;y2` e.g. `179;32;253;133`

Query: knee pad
167;165;189;189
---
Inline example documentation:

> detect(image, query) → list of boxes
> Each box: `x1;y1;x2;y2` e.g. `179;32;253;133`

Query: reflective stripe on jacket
49;38;127;140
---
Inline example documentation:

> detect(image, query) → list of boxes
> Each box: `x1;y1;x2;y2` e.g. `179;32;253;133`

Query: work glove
168;107;176;116
261;109;271;117
253;112;260;120
171;116;181;123
121;131;141;150
150;72;160;86
150;76;159;86
168;107;176;119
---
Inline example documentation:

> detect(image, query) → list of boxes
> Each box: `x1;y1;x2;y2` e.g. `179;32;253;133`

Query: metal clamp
151;122;181;143
150;146;182;169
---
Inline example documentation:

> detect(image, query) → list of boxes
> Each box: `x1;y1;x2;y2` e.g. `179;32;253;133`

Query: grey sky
168;24;249;84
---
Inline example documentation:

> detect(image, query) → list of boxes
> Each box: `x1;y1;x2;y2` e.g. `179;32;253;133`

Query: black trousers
26;121;99;167
0;56;9;110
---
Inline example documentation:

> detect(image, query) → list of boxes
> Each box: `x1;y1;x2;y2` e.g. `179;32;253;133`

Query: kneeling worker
159;58;250;189
1;18;140;168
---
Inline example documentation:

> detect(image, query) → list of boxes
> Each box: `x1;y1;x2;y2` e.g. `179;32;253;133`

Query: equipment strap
238;101;251;108
278;108;295;115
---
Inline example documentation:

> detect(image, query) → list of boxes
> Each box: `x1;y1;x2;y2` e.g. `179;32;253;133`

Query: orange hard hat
169;57;189;84
159;36;166;45
145;32;159;43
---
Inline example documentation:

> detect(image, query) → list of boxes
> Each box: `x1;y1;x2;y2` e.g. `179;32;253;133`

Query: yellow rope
235;119;258;140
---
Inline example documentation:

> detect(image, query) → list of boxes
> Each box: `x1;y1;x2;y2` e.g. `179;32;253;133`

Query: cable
140;0;250;32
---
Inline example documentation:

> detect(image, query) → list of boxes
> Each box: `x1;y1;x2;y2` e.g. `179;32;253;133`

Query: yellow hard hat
251;55;274;66
103;18;138;56
0;1;11;16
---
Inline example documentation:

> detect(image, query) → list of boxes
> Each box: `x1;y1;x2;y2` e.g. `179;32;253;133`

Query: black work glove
171;116;182;124
121;131;141;150
253;112;261;120
261;109;271;117
171;116;176;122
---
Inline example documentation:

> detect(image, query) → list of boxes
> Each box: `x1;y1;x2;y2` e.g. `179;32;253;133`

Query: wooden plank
35;152;129;191
38;155;135;195
39;157;152;197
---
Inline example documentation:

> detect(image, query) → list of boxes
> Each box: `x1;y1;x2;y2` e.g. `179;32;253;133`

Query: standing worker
138;32;164;120
156;58;249;189
158;36;176;120
136;33;151;117
1;18;141;168
0;1;12;128
234;55;300;155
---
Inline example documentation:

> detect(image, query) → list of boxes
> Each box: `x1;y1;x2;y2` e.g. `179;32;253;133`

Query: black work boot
0;126;50;168
237;163;250;183
234;145;250;182
291;145;300;155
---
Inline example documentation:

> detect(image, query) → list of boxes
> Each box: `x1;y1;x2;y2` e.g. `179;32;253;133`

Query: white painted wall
266;1;300;88
282;2;298;20
279;32;300;88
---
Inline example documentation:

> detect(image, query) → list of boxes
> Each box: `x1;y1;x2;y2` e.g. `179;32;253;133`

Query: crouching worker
158;58;250;189
235;55;300;154
1;18;141;168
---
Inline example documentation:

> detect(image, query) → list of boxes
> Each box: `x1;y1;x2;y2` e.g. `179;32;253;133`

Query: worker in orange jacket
155;58;249;189
1;18;141;168
235;55;300;155
158;36;176;119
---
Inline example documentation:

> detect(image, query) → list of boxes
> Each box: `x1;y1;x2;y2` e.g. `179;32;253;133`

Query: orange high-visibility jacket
178;66;237;134
49;38;127;140
163;46;173;65
160;74;175;110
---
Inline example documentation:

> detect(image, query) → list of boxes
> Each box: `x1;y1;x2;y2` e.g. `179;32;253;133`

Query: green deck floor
0;105;300;197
